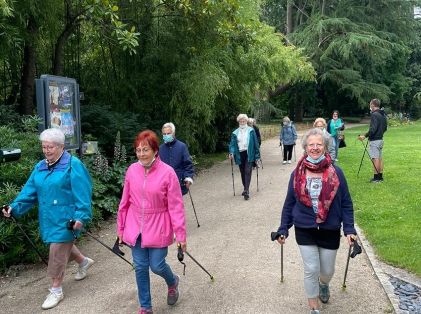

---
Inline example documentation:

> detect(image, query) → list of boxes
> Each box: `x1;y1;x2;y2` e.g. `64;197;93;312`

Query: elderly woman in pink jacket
117;130;187;314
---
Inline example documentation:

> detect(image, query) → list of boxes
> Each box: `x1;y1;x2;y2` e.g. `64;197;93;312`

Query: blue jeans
332;135;339;159
131;236;177;309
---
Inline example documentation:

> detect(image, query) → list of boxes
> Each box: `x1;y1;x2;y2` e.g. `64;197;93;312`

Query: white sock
79;257;88;267
51;286;62;295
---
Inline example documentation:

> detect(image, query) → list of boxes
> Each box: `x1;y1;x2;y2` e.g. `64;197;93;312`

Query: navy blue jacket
159;139;194;195
277;165;356;238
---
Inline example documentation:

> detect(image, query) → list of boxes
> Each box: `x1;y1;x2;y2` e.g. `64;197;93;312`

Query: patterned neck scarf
293;153;340;223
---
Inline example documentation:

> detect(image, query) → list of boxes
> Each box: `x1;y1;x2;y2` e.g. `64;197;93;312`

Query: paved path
0;134;393;313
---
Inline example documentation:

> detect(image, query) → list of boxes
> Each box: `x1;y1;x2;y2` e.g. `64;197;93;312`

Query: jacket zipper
140;169;147;237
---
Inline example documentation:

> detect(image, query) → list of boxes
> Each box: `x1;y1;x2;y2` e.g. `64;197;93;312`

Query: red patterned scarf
293;153;340;223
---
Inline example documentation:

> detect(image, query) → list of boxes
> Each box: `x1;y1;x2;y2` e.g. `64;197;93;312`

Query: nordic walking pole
260;158;264;170
177;244;214;281
271;232;285;283
256;164;259;192
342;244;352;290
188;189;200;228
359;140;380;174
342;237;362;290
230;158;235;196
11;216;48;265
67;220;133;268
356;140;368;177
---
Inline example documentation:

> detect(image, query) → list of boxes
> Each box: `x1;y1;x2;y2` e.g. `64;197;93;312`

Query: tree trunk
53;25;76;75
286;1;294;34
19;16;37;115
321;0;326;16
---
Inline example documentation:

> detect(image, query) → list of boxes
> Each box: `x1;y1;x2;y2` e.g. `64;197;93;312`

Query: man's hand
358;134;365;141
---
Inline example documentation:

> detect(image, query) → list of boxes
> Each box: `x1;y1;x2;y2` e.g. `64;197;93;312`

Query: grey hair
39;128;65;144
283;116;291;123
301;128;330;151
237;114;248;122
162;122;176;134
248;117;256;125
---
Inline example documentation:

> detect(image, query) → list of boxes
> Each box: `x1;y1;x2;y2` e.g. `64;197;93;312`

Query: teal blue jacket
10;151;92;243
229;127;261;165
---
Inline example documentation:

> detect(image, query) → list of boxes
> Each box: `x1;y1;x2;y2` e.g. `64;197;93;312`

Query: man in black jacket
358;99;387;182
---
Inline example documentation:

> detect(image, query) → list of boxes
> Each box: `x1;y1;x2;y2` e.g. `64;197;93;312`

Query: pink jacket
117;158;187;247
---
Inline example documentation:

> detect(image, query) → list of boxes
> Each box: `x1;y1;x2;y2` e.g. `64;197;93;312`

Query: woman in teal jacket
2;128;93;310
228;113;260;200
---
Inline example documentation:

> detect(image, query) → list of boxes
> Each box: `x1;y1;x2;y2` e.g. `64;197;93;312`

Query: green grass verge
338;121;421;276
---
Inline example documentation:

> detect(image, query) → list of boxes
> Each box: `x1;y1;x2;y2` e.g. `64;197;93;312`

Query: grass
338;121;421;276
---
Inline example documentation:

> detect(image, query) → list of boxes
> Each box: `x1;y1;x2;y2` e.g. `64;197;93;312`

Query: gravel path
0;135;393;314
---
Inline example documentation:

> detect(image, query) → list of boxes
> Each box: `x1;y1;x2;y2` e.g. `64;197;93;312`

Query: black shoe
369;178;382;183
241;191;246;196
244;194;250;200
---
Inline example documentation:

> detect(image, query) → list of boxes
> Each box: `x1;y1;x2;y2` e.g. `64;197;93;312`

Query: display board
36;75;81;151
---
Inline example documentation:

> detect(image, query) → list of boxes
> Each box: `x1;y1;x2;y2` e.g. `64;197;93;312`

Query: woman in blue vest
327;110;344;161
228;114;260;200
2;128;93;310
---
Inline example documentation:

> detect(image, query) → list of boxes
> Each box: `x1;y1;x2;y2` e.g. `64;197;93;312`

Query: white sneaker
75;257;94;281
282;161;287;164
41;289;64;310
287;160;291;164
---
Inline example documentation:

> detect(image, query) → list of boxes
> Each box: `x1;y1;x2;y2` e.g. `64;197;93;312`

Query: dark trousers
283;144;294;161
239;151;253;193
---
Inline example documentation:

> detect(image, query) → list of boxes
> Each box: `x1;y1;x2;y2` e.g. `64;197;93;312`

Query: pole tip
210;276;215;282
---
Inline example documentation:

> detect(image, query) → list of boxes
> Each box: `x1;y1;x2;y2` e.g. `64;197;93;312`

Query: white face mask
239;124;247;129
139;157;156;168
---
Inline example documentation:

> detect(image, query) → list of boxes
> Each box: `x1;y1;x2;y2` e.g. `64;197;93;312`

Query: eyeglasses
162;132;172;135
42;145;58;151
307;143;324;148
135;147;152;154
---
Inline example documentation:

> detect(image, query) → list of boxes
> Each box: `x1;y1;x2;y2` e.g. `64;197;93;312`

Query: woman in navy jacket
275;128;356;314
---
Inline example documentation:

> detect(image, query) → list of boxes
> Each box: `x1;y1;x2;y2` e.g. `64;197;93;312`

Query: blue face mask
306;154;326;164
163;134;174;143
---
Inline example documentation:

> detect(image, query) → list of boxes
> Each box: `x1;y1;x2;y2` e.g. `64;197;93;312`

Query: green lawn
338;121;421;276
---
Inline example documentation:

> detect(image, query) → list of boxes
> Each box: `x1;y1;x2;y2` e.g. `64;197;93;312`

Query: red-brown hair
133;130;159;153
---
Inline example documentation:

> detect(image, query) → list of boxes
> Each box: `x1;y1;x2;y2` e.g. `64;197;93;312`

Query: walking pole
188;189;200;228
342;245;352;290
230;158;235;196
359;140;380;174
342;237;362;290
7;215;48;266
177;245;215;281
356;140;368;177
293;144;297;162
256;164;259;192
270;232;285;283
67;220;133;268
260;158;264;170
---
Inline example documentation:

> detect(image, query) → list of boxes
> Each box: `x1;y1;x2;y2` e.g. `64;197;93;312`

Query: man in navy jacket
159;122;194;195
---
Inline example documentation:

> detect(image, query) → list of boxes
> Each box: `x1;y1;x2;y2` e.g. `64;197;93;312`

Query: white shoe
75;257;94;281
287;160;291;164
41;289;64;310
282;161;287;164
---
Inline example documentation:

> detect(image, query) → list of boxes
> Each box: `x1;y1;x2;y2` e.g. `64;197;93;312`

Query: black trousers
283;144;294;161
239;151;253;193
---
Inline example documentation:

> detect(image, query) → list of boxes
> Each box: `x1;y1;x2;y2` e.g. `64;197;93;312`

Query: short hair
370;99;381;108
39;128;65;144
162;122;175;134
134;130;159;153
283;116;290;123
237;114;248;122
313;117;327;128
332;110;339;116
301;128;330;151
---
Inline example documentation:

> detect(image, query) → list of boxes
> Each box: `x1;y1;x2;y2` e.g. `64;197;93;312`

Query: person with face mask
327;110;344;162
228;114;261;200
117;130;187;314
358;99;388;183
159;122;194;195
313;118;336;163
280;116;297;164
274;128;356;314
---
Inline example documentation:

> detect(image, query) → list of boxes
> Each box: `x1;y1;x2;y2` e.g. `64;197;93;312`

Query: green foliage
339;122;421;275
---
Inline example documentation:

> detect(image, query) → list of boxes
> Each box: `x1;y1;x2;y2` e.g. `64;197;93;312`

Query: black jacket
365;109;387;141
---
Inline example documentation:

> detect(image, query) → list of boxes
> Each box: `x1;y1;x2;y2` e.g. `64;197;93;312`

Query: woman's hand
277;236;286;245
177;241;187;252
73;220;83;230
2;205;12;218
346;234;356;246
228;154;233;160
